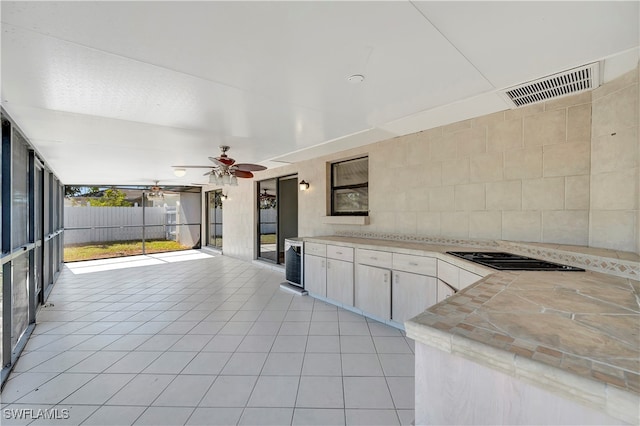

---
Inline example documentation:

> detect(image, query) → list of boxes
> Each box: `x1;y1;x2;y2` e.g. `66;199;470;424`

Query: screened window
331;157;368;216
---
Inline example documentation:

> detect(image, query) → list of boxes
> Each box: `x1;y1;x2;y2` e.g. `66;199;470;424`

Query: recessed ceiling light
173;168;187;177
347;74;365;84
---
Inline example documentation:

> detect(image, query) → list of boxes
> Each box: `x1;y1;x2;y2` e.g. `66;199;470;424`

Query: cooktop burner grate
446;251;584;271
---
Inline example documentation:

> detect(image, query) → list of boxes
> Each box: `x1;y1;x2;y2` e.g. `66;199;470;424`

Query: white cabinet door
459;269;482;290
437;279;456;303
437;260;459;290
326;259;354;306
392;271;437;323
304;254;326;297
355;264;391;320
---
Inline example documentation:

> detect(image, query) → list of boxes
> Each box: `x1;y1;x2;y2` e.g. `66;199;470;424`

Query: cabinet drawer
327;245;354;262
356;248;392;268
392;253;436;276
437;260;459;289
305;242;326;257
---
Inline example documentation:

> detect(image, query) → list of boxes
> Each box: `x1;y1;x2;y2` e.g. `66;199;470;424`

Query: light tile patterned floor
0;251;415;425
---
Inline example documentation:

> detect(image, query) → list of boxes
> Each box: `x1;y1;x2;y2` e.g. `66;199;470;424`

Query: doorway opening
63;185;202;262
257;175;298;264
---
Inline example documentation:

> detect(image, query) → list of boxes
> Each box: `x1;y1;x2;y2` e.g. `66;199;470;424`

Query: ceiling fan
147;180;166;200
172;146;267;185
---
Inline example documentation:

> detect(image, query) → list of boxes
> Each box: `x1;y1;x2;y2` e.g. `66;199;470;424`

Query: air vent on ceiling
501;63;600;108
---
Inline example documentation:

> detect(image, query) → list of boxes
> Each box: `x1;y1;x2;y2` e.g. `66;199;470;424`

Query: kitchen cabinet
437;279;456;303
391;253;438;323
437;259;482;291
325;245;354;305
437;259;459;289
356;249;439;324
355;264;391;320
392;270;437;323
327;258;354;305
304;254;326;297
459;268;482;290
304;243;354;305
304;238;489;330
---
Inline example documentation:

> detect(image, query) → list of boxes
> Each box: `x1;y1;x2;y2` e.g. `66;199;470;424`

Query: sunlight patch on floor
65;250;215;274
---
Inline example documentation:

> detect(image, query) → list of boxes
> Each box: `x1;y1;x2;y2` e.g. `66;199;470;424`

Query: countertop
302;235;640;424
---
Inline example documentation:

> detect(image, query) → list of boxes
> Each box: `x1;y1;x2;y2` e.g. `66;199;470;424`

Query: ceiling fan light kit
174;146;266;186
147;180;165;200
208;172;238;186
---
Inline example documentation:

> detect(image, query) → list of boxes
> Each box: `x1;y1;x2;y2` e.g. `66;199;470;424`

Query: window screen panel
333;157;368;187
11;254;29;349
52;178;59;232
12;132;29;249
332;187;369;214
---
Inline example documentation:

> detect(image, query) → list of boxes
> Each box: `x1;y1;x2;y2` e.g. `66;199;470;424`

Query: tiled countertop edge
333;231;639;281
405;320;640;425
498;241;639;281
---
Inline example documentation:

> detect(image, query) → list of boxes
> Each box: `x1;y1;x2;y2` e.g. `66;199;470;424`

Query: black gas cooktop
446;251;584;271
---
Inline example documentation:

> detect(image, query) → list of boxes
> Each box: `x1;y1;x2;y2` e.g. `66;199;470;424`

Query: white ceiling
1;1;638;186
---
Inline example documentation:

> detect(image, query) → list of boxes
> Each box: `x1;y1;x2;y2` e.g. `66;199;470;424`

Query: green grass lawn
260;234;276;244
64;240;189;262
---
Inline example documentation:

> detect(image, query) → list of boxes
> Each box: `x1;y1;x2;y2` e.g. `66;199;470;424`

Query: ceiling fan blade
233;163;267;172
208;157;227;167
173;165;214;168
209;156;235;167
203;171;214;176
234;170;254;178
219;157;236;166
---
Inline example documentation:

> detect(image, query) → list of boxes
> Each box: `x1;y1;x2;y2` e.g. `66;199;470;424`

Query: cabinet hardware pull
336;251;342;254
409;262;418;266
371;257;377;260
384;274;388;283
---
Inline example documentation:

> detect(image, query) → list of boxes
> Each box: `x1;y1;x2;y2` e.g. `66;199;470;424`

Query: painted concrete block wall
216;177;258;261
589;67;640;253
203;65;640;260
362;92;594;245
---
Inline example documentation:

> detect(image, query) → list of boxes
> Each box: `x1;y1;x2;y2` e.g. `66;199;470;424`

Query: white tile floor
1;251;415;425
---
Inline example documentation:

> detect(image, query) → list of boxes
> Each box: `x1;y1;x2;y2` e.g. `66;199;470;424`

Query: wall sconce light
220;193;228;201
299;180;309;191
173;168;187;177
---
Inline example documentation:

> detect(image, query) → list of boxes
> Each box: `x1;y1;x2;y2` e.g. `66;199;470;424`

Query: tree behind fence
64;206;172;245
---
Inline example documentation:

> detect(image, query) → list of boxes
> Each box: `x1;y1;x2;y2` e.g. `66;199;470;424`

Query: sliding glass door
207;190;223;250
257;179;277;262
257;175;298;264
